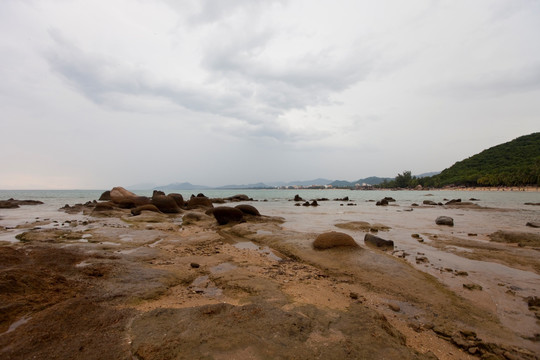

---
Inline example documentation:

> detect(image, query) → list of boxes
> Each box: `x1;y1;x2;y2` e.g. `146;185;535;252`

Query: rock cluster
0;198;44;209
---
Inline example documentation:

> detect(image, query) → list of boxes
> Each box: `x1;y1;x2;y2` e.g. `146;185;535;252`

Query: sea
0;188;538;209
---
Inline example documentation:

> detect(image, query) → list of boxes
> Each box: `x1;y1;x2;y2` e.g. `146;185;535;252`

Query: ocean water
0;188;538;209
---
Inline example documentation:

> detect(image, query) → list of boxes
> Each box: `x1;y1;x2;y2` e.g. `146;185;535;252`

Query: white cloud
1;0;539;188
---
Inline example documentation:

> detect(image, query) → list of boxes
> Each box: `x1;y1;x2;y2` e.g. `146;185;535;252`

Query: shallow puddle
190;276;223;297
210;262;238;274
234;241;281;261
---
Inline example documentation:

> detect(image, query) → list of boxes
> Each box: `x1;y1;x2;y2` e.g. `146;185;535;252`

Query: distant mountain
330;176;393;188
156;182;211;190
431;132;540;187
218;183;271;189
416;171;440;178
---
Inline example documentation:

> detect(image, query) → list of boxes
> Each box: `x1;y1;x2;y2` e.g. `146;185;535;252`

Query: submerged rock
313;232;359;250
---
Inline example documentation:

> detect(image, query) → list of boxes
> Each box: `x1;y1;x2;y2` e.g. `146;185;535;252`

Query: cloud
432;63;540;99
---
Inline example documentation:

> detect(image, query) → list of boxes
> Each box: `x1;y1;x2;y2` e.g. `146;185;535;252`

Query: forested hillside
426;133;540;187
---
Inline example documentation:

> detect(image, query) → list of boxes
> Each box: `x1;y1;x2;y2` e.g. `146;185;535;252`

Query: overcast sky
1;0;539;189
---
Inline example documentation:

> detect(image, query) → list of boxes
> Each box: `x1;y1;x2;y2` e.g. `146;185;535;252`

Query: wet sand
0;194;539;359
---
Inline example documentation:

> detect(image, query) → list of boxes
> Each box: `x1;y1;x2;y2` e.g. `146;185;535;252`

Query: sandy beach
1;189;539;359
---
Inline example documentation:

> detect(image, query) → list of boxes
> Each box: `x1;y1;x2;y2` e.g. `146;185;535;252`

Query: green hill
429;132;540;187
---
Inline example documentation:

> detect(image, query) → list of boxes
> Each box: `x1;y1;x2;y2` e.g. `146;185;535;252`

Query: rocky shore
0;187;539;359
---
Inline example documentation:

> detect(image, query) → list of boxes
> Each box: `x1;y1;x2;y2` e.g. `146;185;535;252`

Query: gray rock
436;216;454;226
364;233;394;250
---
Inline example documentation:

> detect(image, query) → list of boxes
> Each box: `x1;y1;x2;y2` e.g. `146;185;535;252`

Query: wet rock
435;216;454;226
445;199;461;205
313;231;359;250
349;292;359;300
186;196;213;210
190;263;200;269
0;199;44;208
376;199;388;206
294;194;303;202
225;194;252;202
213;206;244;225
422;200;438;205
235;204;261;216
168;193;185;208
93;202;115;212
364;233;394;250
415;256;428;264
98;191;111;201
526;222;540;228
152;190;166;198
455;271;469;276
310;200;319;206
334;196;349;201
524;202;540;206
489;230;540;247
463;283;483;291
151;195;181;214
131;204;162;216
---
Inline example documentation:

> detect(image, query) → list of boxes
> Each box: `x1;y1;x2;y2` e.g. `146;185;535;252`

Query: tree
395;171;412;188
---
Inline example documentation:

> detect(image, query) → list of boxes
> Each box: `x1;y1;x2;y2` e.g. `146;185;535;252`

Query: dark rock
151;195;181;213
152;190;166;198
186;196;213;209
213;206;244;225
310;200;319;206
524;202;540;206
334;196;349;201
235;204;261;216
226;194;252;202
463;283;482;291
526;222;540;228
364;233;394;250
436;216;454;226
376;199;388;206
384;197;396;202
294;194;303;202
98;191;111;201
196;193;206;198
445;199;461;205
93;202;115;212
131;204;162;216
190;263;200;269
469;198;480;201
302;201;310;207
423;200;438;206
168;193;185;208
313;231;359;250
0;199;44;208
411;203;419;207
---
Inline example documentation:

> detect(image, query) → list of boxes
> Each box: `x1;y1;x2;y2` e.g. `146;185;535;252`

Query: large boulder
186;196;213;209
364;233;394;250
436;216;454;226
98;191;111;201
109;187;150;208
235;204;261;216
152;190;166;198
212;206;244;225
168;193;185;208
313;232;359;250
131;204;162;216
151;195;181;214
